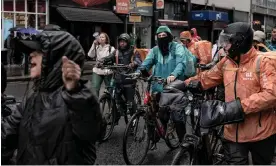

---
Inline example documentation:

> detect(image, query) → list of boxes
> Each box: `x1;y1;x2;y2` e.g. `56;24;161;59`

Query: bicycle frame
178;89;224;165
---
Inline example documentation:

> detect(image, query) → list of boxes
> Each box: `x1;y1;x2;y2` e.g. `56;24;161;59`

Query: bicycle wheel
124;89;142;125
99;93;116;141
123;110;150;165
165;121;181;149
171;147;191;165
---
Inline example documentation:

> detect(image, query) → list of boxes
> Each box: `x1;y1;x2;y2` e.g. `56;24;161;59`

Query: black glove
187;80;202;93
200;98;245;128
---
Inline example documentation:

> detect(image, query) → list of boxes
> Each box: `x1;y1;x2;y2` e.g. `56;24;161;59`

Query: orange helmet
180;31;192;41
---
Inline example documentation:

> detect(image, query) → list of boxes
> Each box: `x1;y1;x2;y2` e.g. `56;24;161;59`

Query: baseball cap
253;30;265;43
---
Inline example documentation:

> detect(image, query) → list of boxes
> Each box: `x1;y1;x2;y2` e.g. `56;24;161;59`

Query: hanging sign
129;12;141;22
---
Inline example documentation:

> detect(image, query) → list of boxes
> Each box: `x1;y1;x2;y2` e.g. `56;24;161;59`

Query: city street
5;76;179;165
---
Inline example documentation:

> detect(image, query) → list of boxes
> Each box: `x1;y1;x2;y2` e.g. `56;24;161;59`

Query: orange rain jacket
180;31;212;65
186;47;276;143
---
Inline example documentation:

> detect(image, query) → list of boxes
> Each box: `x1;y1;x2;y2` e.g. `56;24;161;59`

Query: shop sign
116;0;130;14
156;0;164;9
191;10;228;22
129;1;153;16
129;12;141;22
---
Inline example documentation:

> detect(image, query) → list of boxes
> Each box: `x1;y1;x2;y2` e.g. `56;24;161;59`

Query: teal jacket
139;42;196;92
265;40;276;51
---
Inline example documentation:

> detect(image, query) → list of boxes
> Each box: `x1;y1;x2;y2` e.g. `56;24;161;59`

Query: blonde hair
100;32;110;44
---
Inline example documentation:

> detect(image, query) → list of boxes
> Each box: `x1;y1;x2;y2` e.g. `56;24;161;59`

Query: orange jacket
186;47;276;143
187;41;212;65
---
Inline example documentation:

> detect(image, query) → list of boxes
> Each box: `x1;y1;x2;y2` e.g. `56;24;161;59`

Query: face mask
157;36;170;55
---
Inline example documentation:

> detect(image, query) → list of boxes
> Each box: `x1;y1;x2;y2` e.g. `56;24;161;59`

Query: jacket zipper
233;58;240;143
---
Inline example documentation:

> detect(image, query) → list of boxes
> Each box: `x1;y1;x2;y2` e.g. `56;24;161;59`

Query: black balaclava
157;32;173;56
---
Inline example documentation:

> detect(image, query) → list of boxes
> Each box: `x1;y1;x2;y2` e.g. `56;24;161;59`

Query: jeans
222;134;276;165
91;73;112;98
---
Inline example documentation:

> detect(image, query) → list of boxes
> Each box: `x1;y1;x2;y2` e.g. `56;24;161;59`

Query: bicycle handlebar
101;64;130;70
124;73;167;85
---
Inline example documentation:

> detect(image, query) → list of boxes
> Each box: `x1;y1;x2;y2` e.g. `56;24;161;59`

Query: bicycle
99;64;142;141
122;74;181;165
170;87;224;165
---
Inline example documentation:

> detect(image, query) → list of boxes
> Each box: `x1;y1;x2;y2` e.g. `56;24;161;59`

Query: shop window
38;0;46;13
3;0;14;11
16;13;26;27
1;0;48;48
38;14;46;29
27;14;36;28
27;0;36;12
16;0;25;11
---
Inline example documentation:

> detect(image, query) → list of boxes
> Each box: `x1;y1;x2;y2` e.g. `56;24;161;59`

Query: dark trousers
223;134;276;165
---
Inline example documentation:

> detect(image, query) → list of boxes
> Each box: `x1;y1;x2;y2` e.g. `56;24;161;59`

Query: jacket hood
191;28;198;37
36;30;85;91
156;26;172;35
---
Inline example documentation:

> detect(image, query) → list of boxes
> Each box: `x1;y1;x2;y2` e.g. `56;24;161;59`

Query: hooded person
180;31;212;65
1;26;104;164
185;22;276;165
190;28;201;42
101;33;142;122
253;30;271;52
138;26;196;92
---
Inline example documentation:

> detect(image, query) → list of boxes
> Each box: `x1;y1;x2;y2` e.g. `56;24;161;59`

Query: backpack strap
108;45;112;53
115;50;119;64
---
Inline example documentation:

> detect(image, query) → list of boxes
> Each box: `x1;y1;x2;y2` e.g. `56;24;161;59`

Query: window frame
1;0;49;49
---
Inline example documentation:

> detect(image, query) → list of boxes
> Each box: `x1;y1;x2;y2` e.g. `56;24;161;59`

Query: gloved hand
131;72;141;79
167;75;176;84
187;80;202;93
200;98;245;128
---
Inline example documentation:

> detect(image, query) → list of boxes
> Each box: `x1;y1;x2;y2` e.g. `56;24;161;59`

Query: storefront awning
158;19;188;27
56;7;123;24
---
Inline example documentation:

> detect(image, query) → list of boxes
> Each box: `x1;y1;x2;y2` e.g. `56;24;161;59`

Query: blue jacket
139;42;196;92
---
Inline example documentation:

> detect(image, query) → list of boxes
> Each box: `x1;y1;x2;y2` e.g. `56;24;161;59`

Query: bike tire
99;94;116;142
124;89;142;125
171;147;191;165
123;110;150;165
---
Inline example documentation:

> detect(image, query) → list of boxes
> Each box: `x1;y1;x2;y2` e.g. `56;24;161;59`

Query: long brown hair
100;32;110;44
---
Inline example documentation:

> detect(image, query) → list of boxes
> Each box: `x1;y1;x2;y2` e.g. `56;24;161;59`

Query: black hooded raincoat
1;30;100;165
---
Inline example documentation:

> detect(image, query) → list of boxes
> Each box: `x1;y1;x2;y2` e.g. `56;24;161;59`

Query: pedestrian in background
253;30;271;52
4;31;15;65
190;28;202;42
266;26;276;50
88;33;115;98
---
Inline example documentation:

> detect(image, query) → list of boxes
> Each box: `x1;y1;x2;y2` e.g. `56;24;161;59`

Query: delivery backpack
195;40;213;64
